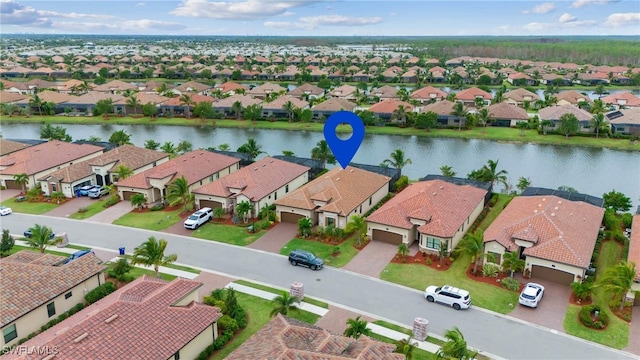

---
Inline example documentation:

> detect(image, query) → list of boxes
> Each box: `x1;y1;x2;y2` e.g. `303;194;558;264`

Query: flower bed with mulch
390;252;453;271
465;264;525;292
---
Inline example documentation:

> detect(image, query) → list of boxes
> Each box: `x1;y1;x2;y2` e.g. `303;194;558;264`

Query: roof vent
440;186;444;190
335;177;340;181
73;332;89;343
542;198;546;201
533;210;538;213
105;314;119;324
554;206;559;210
254;168;258;171
551;213;556;217
432;192;437;196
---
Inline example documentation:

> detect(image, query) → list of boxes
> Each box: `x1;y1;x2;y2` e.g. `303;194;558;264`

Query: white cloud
522;22;550;31
559;13;577;23
121;19;187;31
38;10;114;20
264;14;383;30
52;19;187;34
571;0;619;8
0;0;51;26
523;2;556;14
171;0;322;20
605;12;640;26
137;2;145;6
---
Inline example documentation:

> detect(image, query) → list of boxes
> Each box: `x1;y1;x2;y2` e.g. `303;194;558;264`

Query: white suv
184;207;213;229
424;285;471;310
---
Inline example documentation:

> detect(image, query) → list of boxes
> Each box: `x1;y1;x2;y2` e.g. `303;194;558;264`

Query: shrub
218;315;239;333
489;194;498;207
210;288;225;300
571;281;594;301
501;278;520;291
482;263;500;277
105;194;119;207
621;213;633;229
394;175;409;192
108;258;133;281
85;282;117;304
579;305;609;328
234;307;247;329
150;204;164;211
613;232;629;245
363;193;394;217
26;186;42;201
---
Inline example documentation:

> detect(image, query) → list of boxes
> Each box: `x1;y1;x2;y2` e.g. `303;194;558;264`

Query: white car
519;282;545;308
424;285;471;310
0;206;12;216
184;207;213;229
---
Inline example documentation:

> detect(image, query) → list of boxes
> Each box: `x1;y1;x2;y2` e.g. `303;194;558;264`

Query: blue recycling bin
119;247;125;255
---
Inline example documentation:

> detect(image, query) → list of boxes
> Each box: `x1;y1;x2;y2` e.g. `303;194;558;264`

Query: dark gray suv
288;249;324;270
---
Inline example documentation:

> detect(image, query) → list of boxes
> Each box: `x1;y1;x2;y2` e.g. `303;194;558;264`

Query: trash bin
119;247;125;255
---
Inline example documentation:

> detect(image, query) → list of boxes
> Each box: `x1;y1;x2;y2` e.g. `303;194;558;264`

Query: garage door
121;191;140;201
280;212;305;224
372;229;403;245
3;180;21;190
531;265;575;285
199;200;222;209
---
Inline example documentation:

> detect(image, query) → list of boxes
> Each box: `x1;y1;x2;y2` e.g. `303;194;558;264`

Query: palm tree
539;120;554;135
343;316;372;339
440;165;456;177
345;215;367;246
131;236;178;278
395;335;418;359
130;193;147;210
108;130;132;146
24;224;58;253
231;100;243;120
235;200;252;223
179;94;194;118
598;261;636;311
297;217;312;238
176;140;193;154
453;230;487;275
126;96;141;115
382;149;412;170
237;138;265;161
501;250;525;279
481;159;508;190
144;139;160;150
166;176;193;213
283;100;295;122
28;94;43;116
391;105;407;124
436;327;478;360
160;141;177;158
476;108;493;127
590;113;607;138
270;291;300;317
311;140;336;168
13;173;29;194
397;243;409;262
113;165;134;181
450;102;467;131
439;241;449;266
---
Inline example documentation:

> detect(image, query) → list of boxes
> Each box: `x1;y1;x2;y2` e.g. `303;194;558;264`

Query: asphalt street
3;214;636;360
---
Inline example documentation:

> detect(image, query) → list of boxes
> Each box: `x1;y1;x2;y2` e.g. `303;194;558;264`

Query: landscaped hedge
85;282;116;305
500;278;520;291
579;305;609;329
195;288;247;360
363;193;394;217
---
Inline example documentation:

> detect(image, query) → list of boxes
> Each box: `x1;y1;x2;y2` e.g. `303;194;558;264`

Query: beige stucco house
366;179;487;253
0;251;105;348
275;166;390;229
5;276;222;360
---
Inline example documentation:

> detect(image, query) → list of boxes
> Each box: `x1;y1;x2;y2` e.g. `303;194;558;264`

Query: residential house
0;141;104;190
213;81;248;96
92;80;137;94
226;314;403;360
173;81;214;96
366;179;487;252
540;73;572;86
1;80;32;95
421;100;467;127
507;72;536;86
629;211;640;301
116;150;240;203
369;85;399;101
287;83;325;99
311;98;357;120
60;92;125;115
607;108;640;135
486;102;529;127
0;139;30;158
261;96;309;119
275;166;390;228
57;79;96;94
0;91;29;106
158;94;216;117
369;99;413;123
411;86;448;104
113;92;170;115
5;276;222;360
328;84;358;101
212;94;263;117
538;105;593;133
39;145;169;198
351;70;371;83
502;88;541;108
455;87;492;107
193;157;310;215
556;90;593;107
427;66;446;83
0;251;105;348
248;82;286;100
601;92;640;109
15;91;76;114
483;194;605;284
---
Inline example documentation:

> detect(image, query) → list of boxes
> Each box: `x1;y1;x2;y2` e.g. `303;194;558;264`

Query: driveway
343;240;398;278
85;200;132;224
248;222;297;253
509;277;572;333
0;189;22;202
44;196;95;218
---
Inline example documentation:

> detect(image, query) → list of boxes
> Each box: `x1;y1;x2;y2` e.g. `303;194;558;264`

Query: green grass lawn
69;198;110;219
380;253;519;314
233;279;329;308
1;197;58;214
367;333;437;360
3;245;75;258
279;236;361;268
209;292;320;360
473;194;513;233
112;209;182;231
116;254;201;274
65;244;91;250
191;222;265;246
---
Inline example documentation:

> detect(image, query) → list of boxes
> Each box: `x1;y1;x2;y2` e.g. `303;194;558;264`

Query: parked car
0;206;12;216
183;207;213;229
63;249;95;264
23;229;56;239
288;249;324;270
78;185;100;196
88;186;109;199
519;282;545;308
424;285;471;310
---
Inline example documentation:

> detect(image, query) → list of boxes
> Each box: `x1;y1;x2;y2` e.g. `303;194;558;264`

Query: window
173;351;180;360
274;191;277;200
369;197;372;206
47;302;56;318
326;217;335;227
209;175;213;181
153;162;157;167
488;251;501;264
216;173;220;179
285;184;289;193
112;174;119;182
425;237;440;250
50;183;57;192
65;292;72;299
3;324;17;343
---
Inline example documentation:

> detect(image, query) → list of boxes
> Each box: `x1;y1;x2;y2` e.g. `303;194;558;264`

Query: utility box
413;317;429;341
119;247;125;255
290;282;304;302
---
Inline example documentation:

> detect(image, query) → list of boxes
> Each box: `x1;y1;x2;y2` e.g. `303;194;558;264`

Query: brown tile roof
0;91;29;103
608;108;640;125
288;83;325;97
455;87;493;101
328;84;357;98
214;81;248;94
370;85;398;99
162;93;216;106
92;80;137;92
411;86;448;101
248;82;287;97
15;90;75;105
367;180;487;238
113;92;170;105
0;140;103;176
227;314;403;360
421;99;461;115
556;90;593;105
629;215;640;282
213;94;263;108
484;195;604;268
502;88;541;102
487;102;529;120
62;91;125;105
311;98;357;112
116;150;240;189
8;276;222;360
538;105;592;121
0;139;31;156
275;166;390;216
263;96;309;110
174;81;213;93
0;251;106;327
601;92;640;107
368;99;413;114
194;157;309;201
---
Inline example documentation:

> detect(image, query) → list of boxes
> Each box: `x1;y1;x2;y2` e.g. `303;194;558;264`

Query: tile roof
370;85;398;99
367;180;487;237
502;88;541;102
213;94;263;108
629;214;640;282
601;92;640;107
275;166;390;216
162;94;216;106
92;80;137;92
62;91;125;105
328;84;357;98
0;140;103;176
608;108;640;125
311;98;357;112
556;90;593;105
248;82;287;96
288;83;325;97
193;157;309;201
538;105;592;121
411;86;448;100
368;99;413;114
487;102;529;120
0;251;106;327
173;81;213;93
262;96;309;110
116;150;240;189
214;81;248;94
227;314;403;360
15;90;75;105
421;99;465;115
113;92;170;105
0;91;29;103
484;195;604;268
0;139;31;156
455;87;493;101
8;276;222;360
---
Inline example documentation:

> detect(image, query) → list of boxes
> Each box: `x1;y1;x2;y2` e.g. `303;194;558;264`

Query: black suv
288;249;324;270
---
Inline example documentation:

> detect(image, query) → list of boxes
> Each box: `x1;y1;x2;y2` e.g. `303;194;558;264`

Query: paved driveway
86;201;132;224
508;278;572;333
248;222;297;253
343;240;398;278
44;196;95;218
0;189;22;202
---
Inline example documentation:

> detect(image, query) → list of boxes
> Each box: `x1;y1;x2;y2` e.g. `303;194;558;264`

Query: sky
0;0;639;36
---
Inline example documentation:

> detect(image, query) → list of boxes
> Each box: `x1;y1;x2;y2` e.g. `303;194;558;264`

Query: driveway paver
44;197;94;218
86;200;133;224
0;189;21;202
315;305;376;335
508;278;572;333
248;222;297;253
624;304;640;354
342;240;398;278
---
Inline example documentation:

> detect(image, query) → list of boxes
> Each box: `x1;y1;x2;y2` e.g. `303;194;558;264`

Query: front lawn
473;194;513;233
3;245;73;258
69;198;110;219
113;209;182;231
279;236;361;268
233;279;329;308
191;222;265;246
380;253;519;314
127;267;178;281
1;197;58;214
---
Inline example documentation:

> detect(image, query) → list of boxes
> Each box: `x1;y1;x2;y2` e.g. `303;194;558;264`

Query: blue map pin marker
323;111;365;169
